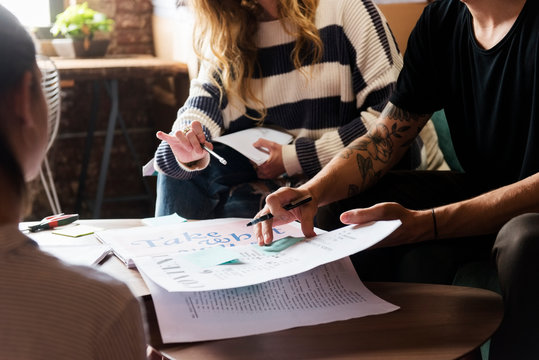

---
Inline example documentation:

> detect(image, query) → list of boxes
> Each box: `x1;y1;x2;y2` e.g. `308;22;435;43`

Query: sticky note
257;236;304;253
52;225;102;238
180;247;239;268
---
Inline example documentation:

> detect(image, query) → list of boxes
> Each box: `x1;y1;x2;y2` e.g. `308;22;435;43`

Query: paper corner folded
142;158;157;176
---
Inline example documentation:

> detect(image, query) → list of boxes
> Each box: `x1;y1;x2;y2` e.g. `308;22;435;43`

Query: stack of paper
98;218;402;342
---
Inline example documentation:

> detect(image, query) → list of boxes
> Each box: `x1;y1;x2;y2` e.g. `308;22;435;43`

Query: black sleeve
390;1;449;114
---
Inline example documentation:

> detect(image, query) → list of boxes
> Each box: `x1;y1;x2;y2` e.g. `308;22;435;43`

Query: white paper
134;220;401;292
213;127;294;165
41;244;112;266
142;158;157;176
140;257;399;343
141;213;187;226
96;218;306;268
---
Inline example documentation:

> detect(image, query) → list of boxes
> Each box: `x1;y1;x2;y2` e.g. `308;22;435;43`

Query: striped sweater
155;0;403;179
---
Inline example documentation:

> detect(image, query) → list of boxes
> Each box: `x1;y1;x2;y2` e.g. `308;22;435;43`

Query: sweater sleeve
154;64;227;180
290;0;402;178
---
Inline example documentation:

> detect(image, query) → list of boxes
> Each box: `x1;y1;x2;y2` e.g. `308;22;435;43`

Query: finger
190;121;207;144
156;131;177;143
252;207;273;245
340;203;398;224
253;221;264;245
299;210;317;238
253;138;272;154
260;217;274;245
186;132;204;155
170;131;194;155
203;141;214;150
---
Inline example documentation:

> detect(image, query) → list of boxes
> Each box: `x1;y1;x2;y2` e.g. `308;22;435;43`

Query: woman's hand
340;202;434;248
252;138;285;179
253;187;318;245
156;121;212;165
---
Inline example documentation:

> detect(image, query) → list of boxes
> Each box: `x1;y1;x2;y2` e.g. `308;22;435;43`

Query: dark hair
0;5;36;94
0;5;37;196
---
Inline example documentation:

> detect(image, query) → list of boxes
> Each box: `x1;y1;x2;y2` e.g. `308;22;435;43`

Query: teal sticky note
257;236;304;253
181;247;239;268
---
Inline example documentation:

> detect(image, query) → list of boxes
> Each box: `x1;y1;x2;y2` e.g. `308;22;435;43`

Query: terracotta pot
52;38;110;58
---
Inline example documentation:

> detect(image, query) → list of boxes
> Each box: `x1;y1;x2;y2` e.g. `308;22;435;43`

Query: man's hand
156;120;212;165
253;187;318;245
253;138;285;179
340;202;433;248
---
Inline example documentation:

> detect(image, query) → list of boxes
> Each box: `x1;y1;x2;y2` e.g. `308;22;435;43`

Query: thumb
341;209;373;225
340;203;397;225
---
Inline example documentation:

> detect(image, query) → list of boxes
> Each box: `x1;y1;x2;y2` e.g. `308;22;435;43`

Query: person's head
190;0;323;121
0;5;48;198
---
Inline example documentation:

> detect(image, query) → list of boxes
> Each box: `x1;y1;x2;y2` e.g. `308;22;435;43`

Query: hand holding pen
156;120;227;166
252;190;318;246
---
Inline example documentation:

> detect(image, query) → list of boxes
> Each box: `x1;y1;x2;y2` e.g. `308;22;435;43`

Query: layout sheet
95;218;305;268
134;220;401;292
140;257;400;343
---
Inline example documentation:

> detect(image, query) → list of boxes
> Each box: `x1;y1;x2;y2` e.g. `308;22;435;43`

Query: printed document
140;257;400;343
134;220;401;292
96;218;306;268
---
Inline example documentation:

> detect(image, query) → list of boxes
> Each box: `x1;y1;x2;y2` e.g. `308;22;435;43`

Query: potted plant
50;2;114;58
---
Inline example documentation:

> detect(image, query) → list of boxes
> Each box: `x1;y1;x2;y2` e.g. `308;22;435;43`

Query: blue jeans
155;143;284;219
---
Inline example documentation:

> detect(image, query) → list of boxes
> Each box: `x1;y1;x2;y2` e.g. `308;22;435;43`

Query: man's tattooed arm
339;102;432;194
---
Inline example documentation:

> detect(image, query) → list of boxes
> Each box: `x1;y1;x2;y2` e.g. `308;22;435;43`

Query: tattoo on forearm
341;103;430;191
339;148;354;160
356;153;382;183
349;124;395;163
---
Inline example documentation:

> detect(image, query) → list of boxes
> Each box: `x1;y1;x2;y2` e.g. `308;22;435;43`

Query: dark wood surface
152;282;502;360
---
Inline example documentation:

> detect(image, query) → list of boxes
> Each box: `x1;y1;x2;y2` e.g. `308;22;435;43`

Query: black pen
246;196;312;226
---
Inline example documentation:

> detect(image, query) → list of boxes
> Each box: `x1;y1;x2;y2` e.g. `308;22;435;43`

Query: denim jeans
155;143;285;219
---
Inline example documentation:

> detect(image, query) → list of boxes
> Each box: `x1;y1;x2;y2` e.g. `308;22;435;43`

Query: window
0;0;63;27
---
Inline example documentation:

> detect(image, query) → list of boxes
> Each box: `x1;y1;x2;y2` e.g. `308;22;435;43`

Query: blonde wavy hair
190;0;323;121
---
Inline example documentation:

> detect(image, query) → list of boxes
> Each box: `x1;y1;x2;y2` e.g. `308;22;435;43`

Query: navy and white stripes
155;0;402;179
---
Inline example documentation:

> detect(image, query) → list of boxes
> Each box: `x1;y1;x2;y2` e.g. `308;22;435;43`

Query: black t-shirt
390;0;538;188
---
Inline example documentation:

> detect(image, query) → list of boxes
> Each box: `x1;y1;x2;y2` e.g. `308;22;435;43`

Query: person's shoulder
63;262;134;301
316;0;379;28
32;250;135;304
411;0;467;40
422;0;466;23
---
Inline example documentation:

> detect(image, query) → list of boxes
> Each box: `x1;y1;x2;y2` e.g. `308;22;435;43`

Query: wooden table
52;56;188;218
53;55;188;82
27;219;503;360
150;282;502;360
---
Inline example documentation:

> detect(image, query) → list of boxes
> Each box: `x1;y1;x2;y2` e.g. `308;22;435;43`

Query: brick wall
85;0;154;55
